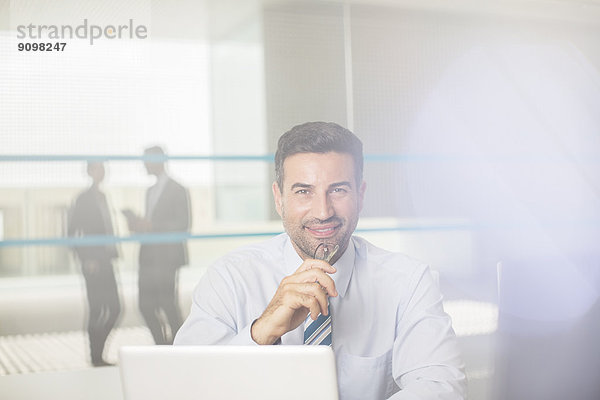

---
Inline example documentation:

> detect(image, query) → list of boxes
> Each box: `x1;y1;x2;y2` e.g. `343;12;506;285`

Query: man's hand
251;259;338;345
124;214;152;232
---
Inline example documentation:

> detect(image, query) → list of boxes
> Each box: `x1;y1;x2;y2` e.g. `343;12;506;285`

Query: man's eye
332;187;347;193
295;189;309;195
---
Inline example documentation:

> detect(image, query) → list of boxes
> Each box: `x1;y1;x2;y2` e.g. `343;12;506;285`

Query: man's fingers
283;269;338;297
299;283;330;317
306;295;323;322
282;283;330;317
295;259;336;274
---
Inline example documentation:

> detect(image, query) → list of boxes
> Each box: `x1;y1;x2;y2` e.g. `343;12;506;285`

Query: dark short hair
274;122;363;190
144;145;165;156
143;145;167;163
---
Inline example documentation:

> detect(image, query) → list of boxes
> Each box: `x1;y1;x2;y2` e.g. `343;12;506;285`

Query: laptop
119;345;339;400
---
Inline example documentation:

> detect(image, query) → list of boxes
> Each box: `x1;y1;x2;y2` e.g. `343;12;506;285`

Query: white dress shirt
146;172;169;218
175;234;466;400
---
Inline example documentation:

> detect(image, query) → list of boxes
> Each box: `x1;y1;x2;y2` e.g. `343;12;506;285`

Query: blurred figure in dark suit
124;146;191;344
68;161;121;367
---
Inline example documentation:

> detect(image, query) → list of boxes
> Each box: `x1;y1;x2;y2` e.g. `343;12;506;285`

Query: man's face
144;159;163;176
272;152;366;262
144;161;158;176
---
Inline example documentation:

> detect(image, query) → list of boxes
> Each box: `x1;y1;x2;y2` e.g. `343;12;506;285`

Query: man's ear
272;181;283;217
358;181;366;212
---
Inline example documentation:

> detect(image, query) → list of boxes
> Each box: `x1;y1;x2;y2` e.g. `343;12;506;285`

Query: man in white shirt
175;122;466;399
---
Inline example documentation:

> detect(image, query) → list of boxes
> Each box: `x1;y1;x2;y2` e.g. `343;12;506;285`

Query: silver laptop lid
119;345;339;400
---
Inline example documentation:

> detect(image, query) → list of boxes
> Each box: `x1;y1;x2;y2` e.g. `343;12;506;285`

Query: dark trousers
81;258;121;364
138;263;182;344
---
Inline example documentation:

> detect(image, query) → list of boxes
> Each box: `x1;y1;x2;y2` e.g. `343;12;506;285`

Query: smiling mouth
305;225;339;237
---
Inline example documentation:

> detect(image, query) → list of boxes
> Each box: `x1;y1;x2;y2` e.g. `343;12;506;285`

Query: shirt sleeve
389;266;467;400
174;265;258;346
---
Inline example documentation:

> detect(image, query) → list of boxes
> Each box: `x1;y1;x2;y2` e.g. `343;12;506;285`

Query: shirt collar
150;172;169;196
283;235;355;298
155;172;169;187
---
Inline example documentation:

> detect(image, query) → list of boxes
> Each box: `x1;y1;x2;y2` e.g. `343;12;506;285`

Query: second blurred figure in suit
125;146;191;344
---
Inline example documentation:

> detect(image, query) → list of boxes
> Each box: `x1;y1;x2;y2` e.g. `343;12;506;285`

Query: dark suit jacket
68;187;118;261
139;177;191;268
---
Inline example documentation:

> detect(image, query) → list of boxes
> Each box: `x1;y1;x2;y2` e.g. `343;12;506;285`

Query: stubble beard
281;209;357;261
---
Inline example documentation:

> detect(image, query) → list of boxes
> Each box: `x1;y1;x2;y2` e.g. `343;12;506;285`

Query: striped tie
304;242;338;346
303;305;332;346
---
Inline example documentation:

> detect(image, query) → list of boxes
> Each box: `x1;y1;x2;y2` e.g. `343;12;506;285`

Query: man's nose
312;192;334;220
